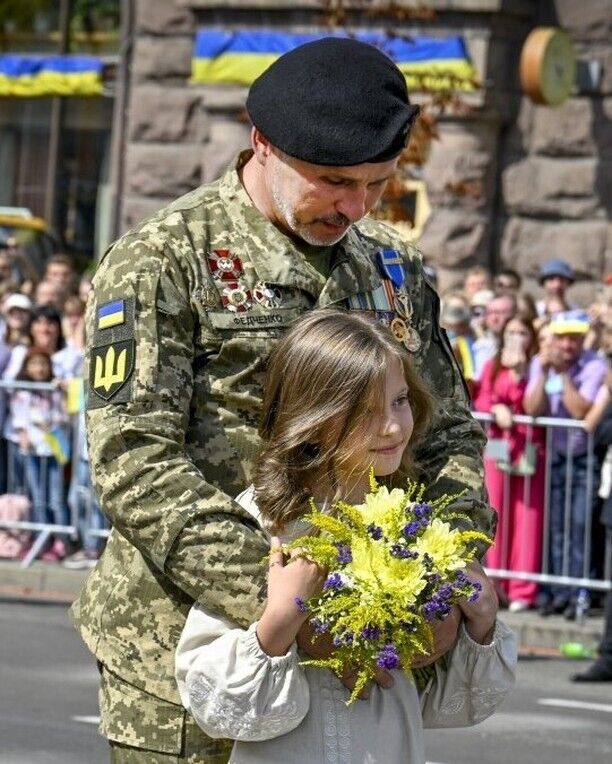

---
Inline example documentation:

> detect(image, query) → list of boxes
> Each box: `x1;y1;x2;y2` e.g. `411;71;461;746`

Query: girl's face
503;319;531;352
26;354;51;382
64;311;82;333
31;317;59;351
336;359;414;489
7;307;30;330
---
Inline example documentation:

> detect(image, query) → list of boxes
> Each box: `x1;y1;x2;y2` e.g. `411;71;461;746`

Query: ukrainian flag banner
0;55;103;97
44;426;71;466
192;30;477;92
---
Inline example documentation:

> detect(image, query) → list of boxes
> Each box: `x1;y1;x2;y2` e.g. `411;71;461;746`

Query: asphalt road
1;600;611;763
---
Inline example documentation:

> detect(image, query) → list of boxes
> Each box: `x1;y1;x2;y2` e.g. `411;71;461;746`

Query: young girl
176;310;516;764
474;314;546;611
10;347;70;560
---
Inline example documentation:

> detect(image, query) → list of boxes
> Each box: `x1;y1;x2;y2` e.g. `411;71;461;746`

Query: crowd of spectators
0;237;105;569
1;236;611;622
439;259;612;623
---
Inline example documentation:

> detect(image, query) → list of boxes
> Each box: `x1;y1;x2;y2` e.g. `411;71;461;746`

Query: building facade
2;1;610;297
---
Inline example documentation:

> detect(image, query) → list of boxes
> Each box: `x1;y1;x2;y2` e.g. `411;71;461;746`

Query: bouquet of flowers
289;474;492;704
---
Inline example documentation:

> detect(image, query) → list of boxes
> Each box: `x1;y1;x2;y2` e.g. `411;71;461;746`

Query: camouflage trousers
109;740;233;764
100;666;233;764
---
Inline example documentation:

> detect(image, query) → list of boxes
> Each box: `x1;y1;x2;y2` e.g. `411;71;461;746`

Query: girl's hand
256;537;326;657
491;403;513;430
411;605;461;668
457;561;498;644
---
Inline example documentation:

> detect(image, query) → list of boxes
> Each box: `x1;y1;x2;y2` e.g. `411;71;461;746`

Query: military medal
376;249;405;288
222;282;252;313
394;286;413;320
390;317;408;343
196;283;219;308
208;249;244;281
403;325;421;353
253;281;282;309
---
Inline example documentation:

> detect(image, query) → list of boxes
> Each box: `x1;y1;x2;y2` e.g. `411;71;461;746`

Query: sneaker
508;600;530;613
63;550;98;570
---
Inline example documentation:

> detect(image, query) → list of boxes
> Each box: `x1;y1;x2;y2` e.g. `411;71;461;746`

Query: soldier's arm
409;262;496;551
86;236;268;628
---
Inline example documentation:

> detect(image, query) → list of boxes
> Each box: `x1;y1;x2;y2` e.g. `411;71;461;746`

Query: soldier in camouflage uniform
72;38;495;762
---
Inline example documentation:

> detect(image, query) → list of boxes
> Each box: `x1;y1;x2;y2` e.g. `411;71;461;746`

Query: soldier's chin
297;221;350;246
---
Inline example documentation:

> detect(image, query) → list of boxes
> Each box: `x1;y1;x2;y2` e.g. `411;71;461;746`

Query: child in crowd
473;314;546;611
10;347;70;561
176;310;516;764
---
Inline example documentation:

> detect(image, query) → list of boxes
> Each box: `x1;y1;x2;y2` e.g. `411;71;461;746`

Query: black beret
246;37;420;166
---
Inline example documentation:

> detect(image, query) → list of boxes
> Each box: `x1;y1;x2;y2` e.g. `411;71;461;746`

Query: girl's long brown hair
253;309;434;531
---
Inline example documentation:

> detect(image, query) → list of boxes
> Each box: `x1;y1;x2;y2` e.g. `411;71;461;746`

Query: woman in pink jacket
474;314;545;611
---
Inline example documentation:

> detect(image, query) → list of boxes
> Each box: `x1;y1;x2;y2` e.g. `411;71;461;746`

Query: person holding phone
474;315;546;611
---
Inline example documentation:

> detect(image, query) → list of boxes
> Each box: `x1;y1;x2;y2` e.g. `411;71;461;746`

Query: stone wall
120;0;610;301
121;0;525;261
499;0;612;303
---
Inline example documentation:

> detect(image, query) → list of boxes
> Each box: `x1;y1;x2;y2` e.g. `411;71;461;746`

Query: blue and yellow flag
0;55;103;97
191;30;477;92
97;299;125;330
44;426;71;466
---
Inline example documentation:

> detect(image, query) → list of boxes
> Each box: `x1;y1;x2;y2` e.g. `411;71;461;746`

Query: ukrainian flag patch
98;299;125;329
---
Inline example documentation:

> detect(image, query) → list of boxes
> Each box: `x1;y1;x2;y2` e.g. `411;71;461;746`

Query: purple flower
323;572;344;591
390;544;418;559
344;632;354;645
413;502;432;519
361;624;381;641
312;618;329;634
376;644;400;670
403;521;421;537
336;543;352;564
295;597;309;613
437;584;454;600
469;581;482;602
423;597;450;620
367;523;383;540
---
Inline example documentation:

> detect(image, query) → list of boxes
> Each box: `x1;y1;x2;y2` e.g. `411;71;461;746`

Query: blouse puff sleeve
175;604;310;742
420;619;518;728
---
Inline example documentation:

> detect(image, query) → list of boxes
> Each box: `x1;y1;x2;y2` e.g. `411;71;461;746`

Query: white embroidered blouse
175;488;517;764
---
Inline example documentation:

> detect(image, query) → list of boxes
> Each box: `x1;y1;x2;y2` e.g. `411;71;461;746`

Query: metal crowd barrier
2;381;612;605
0;378;108;568
473;411;612;624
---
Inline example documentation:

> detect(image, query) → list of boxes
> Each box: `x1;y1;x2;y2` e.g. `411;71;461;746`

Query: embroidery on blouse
438;685;511;724
187;674;304;741
319;670;352;764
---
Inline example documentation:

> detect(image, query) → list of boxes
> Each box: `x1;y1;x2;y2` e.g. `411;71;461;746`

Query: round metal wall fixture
520;27;575;106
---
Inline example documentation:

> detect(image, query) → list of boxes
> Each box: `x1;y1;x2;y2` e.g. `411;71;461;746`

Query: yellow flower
413;517;467;573
356;486;407;537
345;536;427;606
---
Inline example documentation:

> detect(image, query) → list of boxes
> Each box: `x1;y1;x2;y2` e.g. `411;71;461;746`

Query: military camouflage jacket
72;152;494;752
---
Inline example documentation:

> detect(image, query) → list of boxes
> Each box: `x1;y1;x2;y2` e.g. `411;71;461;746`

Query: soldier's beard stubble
270;165;350;247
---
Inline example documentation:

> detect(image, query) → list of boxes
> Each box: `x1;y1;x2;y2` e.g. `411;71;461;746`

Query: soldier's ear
251;128;272;165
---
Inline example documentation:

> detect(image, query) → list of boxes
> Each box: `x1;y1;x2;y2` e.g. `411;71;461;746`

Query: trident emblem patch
90;340;135;401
